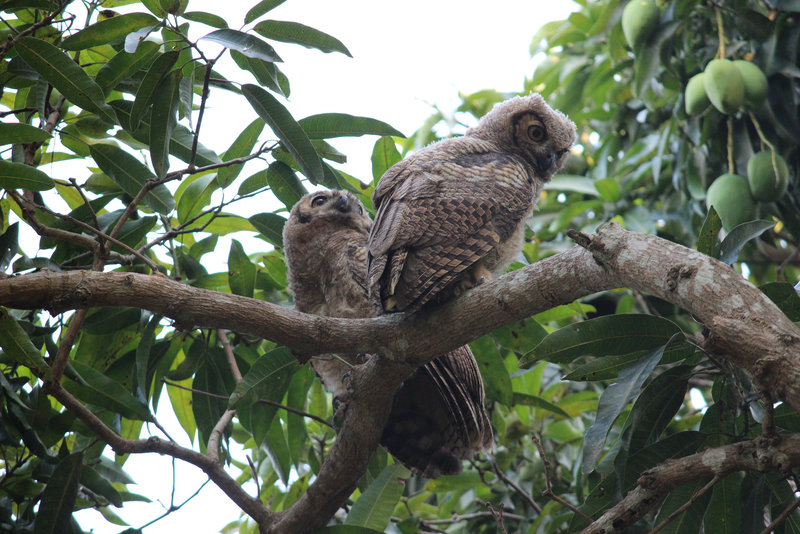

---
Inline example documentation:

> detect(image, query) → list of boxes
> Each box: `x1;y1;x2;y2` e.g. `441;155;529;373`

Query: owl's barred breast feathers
368;94;576;313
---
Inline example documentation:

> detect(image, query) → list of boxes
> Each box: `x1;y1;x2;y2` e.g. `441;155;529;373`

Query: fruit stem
749;113;781;186
715;8;726;58
727;117;734;174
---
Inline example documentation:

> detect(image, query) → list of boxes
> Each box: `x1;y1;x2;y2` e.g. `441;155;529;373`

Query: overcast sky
67;1;577;532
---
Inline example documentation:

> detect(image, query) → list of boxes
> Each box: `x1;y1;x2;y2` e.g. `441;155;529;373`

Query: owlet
283;190;493;478
368;94;577;313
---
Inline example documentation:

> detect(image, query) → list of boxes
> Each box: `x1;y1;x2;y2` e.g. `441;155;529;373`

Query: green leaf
216;119;264;187
228;240;256;298
249;212;286;248
345;463;409;529
371;136;401;183
253;20;351;56
67;360;153;421
176;173;217;222
0;160;54;191
545;175;600;196
15;37;113;121
242;84;324;184
266;160;306;209
298;113;403;139
135;314;161;400
0;123;51;145
718;219;774;265
34;452;82;534
511;392;569;417
469;336;513;405
520;314;682;367
199;29;282;62
654;479;712;534
581;337;671;473
96;41;160;93
229;347;299;408
192;346;233;444
129;51;178;131
149;69;181;178
230;50;288;97
697;205;723;258
704;473;742;534
0;222;18;272
61;13;159;50
244;0;286;23
139;0;167;17
89;144;174;214
82;306;141;335
759;282;800;321
264;418;291;484
181;11;228;28
0;308;49;376
594;178;620;202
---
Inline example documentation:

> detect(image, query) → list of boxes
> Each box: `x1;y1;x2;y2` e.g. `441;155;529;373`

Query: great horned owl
367;94;577;313
283;190;492;477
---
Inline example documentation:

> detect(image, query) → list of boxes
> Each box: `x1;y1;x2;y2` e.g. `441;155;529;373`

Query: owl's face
288;190;372;234
470;94;577;182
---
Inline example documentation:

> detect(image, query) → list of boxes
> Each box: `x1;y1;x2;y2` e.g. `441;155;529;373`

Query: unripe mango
706;173;756;230
704;59;745;114
622;0;660;50
733;60;768;110
747;151;789;201
685;72;710;115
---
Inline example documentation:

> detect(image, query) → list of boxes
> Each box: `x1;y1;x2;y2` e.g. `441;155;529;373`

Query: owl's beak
334;195;350;213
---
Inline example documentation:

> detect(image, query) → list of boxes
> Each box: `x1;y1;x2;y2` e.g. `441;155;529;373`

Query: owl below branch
367;94;577;314
283;190;493;478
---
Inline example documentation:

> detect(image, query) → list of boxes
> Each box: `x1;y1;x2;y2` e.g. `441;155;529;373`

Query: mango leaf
264;419;291;484
250;212;286;248
0;308;49;376
88;144;174;214
79;463;123;507
176;173;217;222
469;336;513;406
242;84;324;184
199;29;282;62
704;473;742;534
129;51;178;131
253;20;351;56
298;113;403;139
61;13;159;50
520;314;682;367
620;430;705;491
149;69;181;178
15;37;114;122
345;463;409;530
0;222;18;272
229;347;298;408
265;160;306;209
545;175;600;196
82;306;141;335
34;452;83;534
228;239;256;298
0;160;54;191
244;0;286;23
216;119;264;187
192;347;233;444
67;360;153;421
0;123;51;144
371;136;401;183
96;41;160;92
581;338;670;473
759;282;800;321
653;479;712;534
697;205;722;258
182;11;228;28
718;219;774;265
511;392;569;417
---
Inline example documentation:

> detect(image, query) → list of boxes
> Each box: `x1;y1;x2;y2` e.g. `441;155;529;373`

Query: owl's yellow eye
527;123;546;142
311;195;327;207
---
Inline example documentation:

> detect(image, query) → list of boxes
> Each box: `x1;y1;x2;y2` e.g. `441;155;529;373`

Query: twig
50;309;87;381
484;501;508;534
422;510;527;524
138;479;212;530
218;329;242;383
208;409;236;463
189;52;222;169
490;459;542;513
758;496;800;534
647;475;720;534
533;434;592;522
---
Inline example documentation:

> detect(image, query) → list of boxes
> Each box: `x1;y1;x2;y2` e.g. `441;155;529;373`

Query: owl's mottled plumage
283;190;492;477
368;94;577;313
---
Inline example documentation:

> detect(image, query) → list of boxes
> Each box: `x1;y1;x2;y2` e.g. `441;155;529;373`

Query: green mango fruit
733;60;768;110
747;151;789;201
622;0;660;50
704;59;745;114
706;173;756;230
685;72;710;115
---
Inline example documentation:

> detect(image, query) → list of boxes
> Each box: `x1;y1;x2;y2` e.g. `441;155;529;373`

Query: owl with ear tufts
367;94;577;313
283;189;493;478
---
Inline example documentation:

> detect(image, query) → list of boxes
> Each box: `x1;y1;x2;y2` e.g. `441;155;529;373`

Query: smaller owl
367;94;577;313
283;190;492;477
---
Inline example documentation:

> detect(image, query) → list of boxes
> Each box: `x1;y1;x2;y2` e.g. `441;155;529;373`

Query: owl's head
467;94;577;182
284;189;372;241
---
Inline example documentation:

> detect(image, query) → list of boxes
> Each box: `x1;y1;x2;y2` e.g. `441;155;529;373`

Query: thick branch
582;434;800;533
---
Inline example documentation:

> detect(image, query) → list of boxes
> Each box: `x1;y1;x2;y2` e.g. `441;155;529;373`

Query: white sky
62;0;578;532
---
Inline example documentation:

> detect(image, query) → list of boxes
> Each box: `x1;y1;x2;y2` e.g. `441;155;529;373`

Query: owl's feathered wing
368;150;534;312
